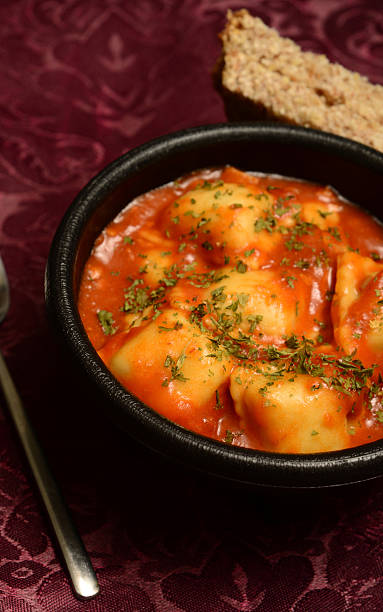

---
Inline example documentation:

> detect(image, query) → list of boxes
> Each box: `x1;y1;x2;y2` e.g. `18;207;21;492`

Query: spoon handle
0;350;99;599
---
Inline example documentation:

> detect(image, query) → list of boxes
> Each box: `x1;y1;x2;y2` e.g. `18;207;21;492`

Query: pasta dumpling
199;266;332;343
162;180;296;265
230;366;352;453
332;251;383;364
106;309;232;428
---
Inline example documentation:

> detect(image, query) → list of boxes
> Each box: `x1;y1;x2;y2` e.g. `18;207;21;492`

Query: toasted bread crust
216;9;383;152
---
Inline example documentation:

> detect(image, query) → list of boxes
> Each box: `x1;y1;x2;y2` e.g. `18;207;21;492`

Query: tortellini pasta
230;366;352;453
162;180;296;266
106;310;232;429
332;251;383;363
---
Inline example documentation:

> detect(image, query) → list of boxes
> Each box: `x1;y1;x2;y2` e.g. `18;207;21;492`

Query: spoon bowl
0;252;99;599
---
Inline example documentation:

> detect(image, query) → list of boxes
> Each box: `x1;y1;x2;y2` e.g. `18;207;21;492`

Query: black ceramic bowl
45;122;383;488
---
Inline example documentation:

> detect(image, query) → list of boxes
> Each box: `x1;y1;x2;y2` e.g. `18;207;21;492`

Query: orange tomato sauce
78;167;383;453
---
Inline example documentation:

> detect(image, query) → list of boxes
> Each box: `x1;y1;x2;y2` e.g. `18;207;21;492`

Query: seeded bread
216;9;383;152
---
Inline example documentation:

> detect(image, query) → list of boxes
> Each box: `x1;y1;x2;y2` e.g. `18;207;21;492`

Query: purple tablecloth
1;1;383;610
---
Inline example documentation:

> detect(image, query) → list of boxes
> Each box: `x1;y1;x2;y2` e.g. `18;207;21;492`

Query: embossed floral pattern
0;0;382;610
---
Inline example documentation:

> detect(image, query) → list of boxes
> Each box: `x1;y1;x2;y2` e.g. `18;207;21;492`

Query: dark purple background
1;1;383;610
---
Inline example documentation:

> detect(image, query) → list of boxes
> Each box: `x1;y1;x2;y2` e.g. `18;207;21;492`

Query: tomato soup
78;166;383;453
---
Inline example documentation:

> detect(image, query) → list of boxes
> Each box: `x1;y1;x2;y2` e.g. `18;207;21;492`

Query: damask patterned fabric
0;1;382;610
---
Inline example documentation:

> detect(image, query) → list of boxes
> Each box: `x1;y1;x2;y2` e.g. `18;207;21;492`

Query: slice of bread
216;9;383;152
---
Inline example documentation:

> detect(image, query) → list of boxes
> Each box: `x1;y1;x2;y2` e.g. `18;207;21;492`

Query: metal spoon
0;254;99;599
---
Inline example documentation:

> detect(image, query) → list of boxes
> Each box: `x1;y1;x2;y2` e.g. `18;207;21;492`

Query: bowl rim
45;121;383;488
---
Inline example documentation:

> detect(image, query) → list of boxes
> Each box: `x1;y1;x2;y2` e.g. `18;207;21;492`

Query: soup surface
78;166;383;453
